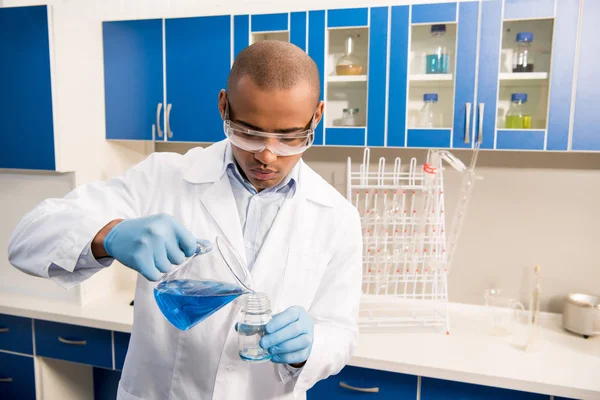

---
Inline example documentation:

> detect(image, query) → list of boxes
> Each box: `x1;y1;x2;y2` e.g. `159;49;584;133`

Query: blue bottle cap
511;93;528;102
431;24;446;33
424;93;438;102
516;32;533;42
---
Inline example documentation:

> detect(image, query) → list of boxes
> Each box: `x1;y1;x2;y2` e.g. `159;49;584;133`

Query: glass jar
341;108;359;126
513;32;534;73
505;93;532;129
426;24;450;74
336;35;364;76
238;292;272;363
420;93;440;128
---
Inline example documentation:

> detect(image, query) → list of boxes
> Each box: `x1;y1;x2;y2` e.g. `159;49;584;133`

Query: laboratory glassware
505;93;531;129
513;32;534;73
336;34;364;76
154;237;255;331
347;145;480;332
426;24;450;74
341;108;360;126
238;292;273;362
420;93;440;128
484;289;525;337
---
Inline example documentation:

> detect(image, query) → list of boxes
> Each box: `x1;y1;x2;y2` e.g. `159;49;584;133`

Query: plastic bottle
238;292;272;363
505;93;532;129
513;32;534;73
426;24;450;74
420;93;440;128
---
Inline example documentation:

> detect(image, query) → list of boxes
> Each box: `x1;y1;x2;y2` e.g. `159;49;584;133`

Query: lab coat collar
182;140;334;207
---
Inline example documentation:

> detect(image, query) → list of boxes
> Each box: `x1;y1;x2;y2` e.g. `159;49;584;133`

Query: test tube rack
347;146;480;333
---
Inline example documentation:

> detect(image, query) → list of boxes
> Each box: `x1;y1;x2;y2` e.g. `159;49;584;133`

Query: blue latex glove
103;214;198;281
260;306;314;365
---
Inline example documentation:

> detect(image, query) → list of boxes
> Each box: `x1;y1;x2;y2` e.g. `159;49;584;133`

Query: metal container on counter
562;293;600;338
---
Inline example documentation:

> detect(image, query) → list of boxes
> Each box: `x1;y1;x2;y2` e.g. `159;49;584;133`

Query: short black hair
227;40;321;105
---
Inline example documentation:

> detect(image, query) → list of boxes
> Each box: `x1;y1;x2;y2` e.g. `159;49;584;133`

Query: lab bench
0;293;597;399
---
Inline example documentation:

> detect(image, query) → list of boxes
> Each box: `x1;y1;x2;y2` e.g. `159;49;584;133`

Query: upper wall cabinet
102;0;591;151
1;6;56;170
104;16;230;143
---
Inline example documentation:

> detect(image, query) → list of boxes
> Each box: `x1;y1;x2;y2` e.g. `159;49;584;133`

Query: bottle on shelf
513;32;534;73
505;93;532;129
341;108;360;126
426;24;450;74
420;93;441;128
336;34;364;76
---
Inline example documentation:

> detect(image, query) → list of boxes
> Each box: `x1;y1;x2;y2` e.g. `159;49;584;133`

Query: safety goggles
222;101;316;156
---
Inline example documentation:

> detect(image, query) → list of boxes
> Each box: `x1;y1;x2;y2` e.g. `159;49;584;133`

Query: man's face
219;76;323;191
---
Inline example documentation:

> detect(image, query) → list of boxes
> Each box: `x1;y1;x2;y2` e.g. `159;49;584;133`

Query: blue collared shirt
223;143;299;271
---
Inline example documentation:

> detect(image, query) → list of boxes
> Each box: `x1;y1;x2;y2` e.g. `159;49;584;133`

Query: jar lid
423;93;438;102
516;32;533;42
431;24;446;33
566;293;600;309
343;108;359;114
511;93;527;102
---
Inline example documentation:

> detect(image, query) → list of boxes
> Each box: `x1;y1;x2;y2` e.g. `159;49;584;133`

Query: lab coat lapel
183;140;246;266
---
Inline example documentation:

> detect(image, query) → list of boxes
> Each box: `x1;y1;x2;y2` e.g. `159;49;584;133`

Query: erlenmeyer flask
154;237;254;331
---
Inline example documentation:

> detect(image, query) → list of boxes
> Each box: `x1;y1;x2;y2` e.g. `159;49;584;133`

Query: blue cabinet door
386;5;410;147
452;1;479;149
0;6;55;170
165;15;231;142
572;0;600;151
547;0;580;151
307;366;417;399
0;352;36;400
0;314;33;355
421;377;549;400
103;19;164;141
474;0;502;149
114;332;131;371
308;10;325;146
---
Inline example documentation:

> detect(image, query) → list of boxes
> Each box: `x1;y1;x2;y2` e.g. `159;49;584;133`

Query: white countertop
0;292;598;399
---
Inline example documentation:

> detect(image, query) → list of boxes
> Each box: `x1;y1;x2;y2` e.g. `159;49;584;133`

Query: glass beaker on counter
426;24;450;74
420;93;441;128
484;289;525;337
505;93;532;129
336;35;364;76
513;32;534;73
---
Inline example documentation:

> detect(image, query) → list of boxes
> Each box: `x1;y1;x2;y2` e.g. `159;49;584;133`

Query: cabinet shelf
409;74;454;88
327;75;368;83
499;72;549;86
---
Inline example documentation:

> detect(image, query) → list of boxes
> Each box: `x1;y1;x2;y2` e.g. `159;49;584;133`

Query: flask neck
345;36;355;55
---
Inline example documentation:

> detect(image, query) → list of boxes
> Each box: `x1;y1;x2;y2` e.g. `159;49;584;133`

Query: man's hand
260;306;314;367
92;213;198;281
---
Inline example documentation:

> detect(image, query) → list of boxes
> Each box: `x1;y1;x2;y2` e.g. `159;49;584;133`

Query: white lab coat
8;140;363;400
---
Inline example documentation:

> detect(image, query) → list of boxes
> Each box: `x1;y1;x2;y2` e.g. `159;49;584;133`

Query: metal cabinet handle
339;382;380;393
464;102;472;144
156;103;164;138
0;328;9;333
166;103;173;138
477;102;485;144
58;337;87;346
0;378;13;383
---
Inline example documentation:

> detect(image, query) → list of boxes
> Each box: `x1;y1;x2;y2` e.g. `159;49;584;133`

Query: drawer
35;320;112;368
307;366;417;399
114;332;131;371
421;377;550;400
0;351;36;400
0;314;33;354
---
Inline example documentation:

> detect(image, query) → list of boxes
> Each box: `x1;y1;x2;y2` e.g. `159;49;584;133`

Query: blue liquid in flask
154;279;244;331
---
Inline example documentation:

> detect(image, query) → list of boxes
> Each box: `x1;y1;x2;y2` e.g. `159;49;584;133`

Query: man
9;41;362;399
